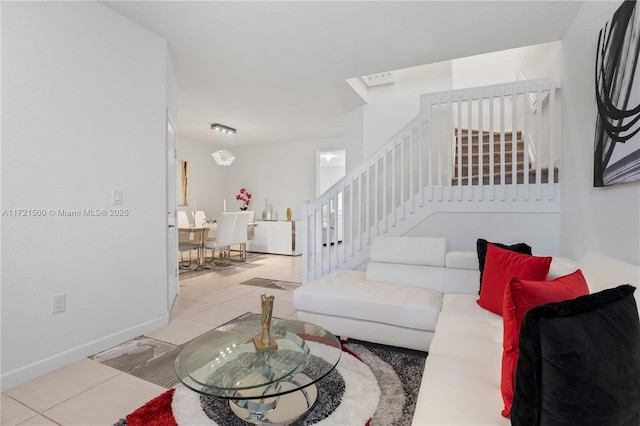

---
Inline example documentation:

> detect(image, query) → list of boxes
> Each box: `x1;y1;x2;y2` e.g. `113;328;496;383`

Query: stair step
458;151;526;163
454;162;527;178
454;127;528;178
456;139;524;153
456;129;523;143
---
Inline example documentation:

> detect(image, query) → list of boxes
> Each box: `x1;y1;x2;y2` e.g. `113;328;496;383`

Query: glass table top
175;314;342;400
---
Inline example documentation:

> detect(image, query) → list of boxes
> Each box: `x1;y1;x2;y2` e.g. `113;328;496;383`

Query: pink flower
236;188;252;208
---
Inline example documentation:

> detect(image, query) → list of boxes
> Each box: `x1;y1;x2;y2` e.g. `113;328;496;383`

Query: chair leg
219;247;230;259
180;251;192;268
204;247;215;263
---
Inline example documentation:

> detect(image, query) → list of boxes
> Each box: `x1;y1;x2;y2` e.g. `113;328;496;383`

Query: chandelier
210;123;237;166
211;149;236;166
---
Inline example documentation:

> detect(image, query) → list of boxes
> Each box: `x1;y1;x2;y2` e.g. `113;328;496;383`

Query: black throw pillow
476;239;532;292
511;284;640;426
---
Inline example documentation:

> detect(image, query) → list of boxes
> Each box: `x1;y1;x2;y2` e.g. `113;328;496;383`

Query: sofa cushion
293;269;442;332
477;244;552;316
369;236;446;266
412;354;509;426
365;263;445;291
500;270;589;418
433;294;504;362
476;238;532;290
511;284;640;426
578;252;640;315
547;256;578;278
445;251;479;270
414;293;508;425
441;268;481;295
441;293;504;322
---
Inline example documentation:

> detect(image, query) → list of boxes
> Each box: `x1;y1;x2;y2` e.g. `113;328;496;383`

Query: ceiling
103;1;583;147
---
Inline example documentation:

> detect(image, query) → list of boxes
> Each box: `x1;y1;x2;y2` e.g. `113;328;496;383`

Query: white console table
247;220;302;256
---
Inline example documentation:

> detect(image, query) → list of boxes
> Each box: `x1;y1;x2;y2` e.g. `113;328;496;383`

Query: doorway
166;114;178;310
316;150;346;197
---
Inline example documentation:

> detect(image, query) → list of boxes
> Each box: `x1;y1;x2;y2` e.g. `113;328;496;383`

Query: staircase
302;79;561;283
454;129;524;185
453;129;558;185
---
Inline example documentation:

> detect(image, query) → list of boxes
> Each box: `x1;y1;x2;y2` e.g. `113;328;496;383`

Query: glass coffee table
175;314;342;425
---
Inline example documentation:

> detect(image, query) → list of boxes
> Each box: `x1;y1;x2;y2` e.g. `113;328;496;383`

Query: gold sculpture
253;294;278;352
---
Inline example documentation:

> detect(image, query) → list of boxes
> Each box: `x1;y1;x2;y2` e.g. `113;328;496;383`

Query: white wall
176;139;228;220
1;2;171;389
345;107;364;173
560;1;640;265
166;50;179;124
362;61;453;158
227;137;345;221
318;164;346;197
452;41;562;89
518;42;563;82
407;212;560;255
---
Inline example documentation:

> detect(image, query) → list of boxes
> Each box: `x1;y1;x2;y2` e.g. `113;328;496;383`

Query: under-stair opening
452;128;559;185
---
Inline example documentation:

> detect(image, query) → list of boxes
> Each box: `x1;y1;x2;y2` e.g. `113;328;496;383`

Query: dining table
179;222;257;270
179;224;217;270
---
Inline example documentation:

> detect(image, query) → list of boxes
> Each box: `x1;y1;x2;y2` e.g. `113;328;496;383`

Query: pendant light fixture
210;123;237;166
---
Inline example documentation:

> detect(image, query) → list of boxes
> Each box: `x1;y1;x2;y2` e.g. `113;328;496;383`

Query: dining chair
204;212;236;263
231;211;251;260
193;210;207;226
177;211;198;268
178;210;192;227
193;210;215;241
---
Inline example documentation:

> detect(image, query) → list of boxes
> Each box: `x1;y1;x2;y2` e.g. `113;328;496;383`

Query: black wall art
594;0;640;187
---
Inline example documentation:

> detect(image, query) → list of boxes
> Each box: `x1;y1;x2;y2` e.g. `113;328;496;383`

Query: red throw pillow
500;269;589;418
477;244;552;315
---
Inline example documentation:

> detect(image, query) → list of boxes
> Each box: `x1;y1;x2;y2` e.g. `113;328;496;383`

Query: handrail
302;79;561;283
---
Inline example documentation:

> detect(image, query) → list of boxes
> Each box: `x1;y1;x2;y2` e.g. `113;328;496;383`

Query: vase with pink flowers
236;188;252;211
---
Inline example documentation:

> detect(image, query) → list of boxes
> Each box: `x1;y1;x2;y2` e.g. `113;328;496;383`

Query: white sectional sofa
293;236;640;425
294;237;481;351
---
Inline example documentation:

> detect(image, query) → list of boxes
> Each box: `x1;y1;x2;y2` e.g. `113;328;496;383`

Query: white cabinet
247;220;302;256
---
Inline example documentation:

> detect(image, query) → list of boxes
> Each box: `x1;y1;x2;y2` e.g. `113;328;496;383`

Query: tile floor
1;254;302;426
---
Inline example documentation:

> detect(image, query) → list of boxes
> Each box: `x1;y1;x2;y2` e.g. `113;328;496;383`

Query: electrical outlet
52;293;66;314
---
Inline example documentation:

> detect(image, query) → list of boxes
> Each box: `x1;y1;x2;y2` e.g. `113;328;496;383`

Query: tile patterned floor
1;254;302;426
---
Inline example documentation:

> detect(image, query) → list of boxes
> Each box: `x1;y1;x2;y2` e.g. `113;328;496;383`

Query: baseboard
0;313;169;391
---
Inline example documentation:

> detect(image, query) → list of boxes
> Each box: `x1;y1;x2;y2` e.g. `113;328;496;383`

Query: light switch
112;189;123;205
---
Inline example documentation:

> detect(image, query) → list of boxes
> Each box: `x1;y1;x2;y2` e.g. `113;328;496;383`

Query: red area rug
126;388;176;426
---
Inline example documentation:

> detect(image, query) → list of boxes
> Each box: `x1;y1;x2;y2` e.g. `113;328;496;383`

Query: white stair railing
302;79;561;283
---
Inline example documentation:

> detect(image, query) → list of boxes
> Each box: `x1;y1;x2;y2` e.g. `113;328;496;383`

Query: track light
210;123;237;134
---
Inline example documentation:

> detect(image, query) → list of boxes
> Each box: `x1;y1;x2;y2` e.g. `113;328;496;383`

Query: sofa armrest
578;252;640;316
